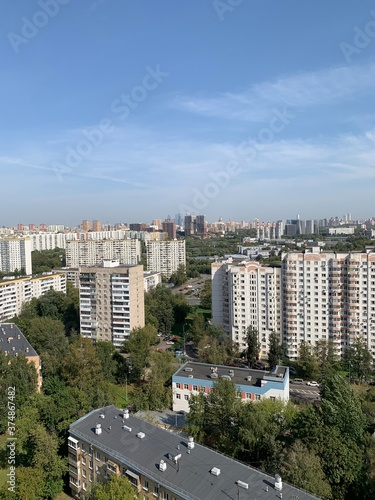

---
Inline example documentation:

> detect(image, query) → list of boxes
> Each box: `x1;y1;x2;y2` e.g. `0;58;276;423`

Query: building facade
143;271;162;292
172;362;289;413
68;405;317;500
0;238;32;275
79;261;145;347
0;323;42;391
212;258;281;358
281;248;375;360
67;239;141;268
146;240;186;279
0;273;66;321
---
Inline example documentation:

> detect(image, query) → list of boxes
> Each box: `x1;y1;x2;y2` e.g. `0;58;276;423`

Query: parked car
307;381;319;387
166;341;175;345
293;378;304;385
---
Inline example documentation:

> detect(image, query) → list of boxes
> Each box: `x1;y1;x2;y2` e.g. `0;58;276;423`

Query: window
255;394;261;400
89;473;93;483
82;456;86;466
154;485;159;496
176;383;180;389
95;451;101;461
82;469;86;478
193;385;198;391
184;384;188;389
95;465;100;475
82;482;87;491
184;395;189;400
89;460;93;470
176;394;181;399
270;396;276;402
163;493;169;500
143;480;149;491
246;393;251;399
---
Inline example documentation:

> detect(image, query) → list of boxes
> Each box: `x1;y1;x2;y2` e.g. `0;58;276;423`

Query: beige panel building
79;261;144;347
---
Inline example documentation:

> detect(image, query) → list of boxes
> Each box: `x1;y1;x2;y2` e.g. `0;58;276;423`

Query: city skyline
2;1;375;223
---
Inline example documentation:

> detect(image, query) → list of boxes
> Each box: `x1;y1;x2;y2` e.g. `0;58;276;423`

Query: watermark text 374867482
7;386;16;493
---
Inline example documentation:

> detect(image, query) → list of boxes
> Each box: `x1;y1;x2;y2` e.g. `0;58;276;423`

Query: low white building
172;362;289;413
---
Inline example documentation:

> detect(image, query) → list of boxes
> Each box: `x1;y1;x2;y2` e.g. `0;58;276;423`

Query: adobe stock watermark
179;105;297;214
51;65;169;182
7;0;71;54
340;11;375;63
213;0;244;22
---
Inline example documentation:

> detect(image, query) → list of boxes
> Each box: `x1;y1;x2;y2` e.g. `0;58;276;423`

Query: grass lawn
109;382;133;407
186;307;211;322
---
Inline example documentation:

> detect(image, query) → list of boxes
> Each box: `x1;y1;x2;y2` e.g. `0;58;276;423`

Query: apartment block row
0;273;66;321
212;248;375;360
66;239;142;268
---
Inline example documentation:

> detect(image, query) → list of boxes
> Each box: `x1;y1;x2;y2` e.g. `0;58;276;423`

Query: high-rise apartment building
162;218;177;240
79;261;144;347
0;238;32;275
66;239;141;268
81;220;91;232
92;220;102;232
212;258;281;358
146;240;186;279
184;215;207;236
212;249;375;362
282;248;375;359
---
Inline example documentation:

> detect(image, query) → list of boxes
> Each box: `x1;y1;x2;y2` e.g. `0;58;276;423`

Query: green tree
314;340;339;375
267;331;283;369
189;313;206;345
200;279;212;310
169;264;187;285
126;325;158;382
280;440;332;499
245;325;260;367
96;341;117;383
296;341;319;380
344;338;373;383
89;475;138;499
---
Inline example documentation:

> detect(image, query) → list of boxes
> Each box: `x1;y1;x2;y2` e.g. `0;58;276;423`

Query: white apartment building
146;240;186;279
0;273;66;321
0;238;32;275
67;239;141;268
212;258;281;358
282;248;375;360
79;261;144;347
143;271;162;292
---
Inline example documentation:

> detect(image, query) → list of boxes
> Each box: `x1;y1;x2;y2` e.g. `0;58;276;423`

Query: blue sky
1;0;375;225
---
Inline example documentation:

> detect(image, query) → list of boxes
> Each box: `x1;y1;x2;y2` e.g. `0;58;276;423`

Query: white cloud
172;63;375;121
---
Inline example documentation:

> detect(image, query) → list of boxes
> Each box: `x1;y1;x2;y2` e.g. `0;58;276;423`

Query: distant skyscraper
81;220;91;232
184;215;206;236
92;220;102;232
162;218;177;240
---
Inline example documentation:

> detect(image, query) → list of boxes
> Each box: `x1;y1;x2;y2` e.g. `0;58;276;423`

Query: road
171;276;210;306
289;383;320;402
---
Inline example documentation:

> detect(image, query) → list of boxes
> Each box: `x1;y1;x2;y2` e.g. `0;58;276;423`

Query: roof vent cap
236;480;249;490
275;474;283;491
187;436;195;450
159;460;167;472
210;467;221;476
95;423;102;435
137;432;145;439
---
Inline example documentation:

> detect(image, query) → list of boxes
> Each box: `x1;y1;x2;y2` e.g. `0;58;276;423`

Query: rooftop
69;405;318;500
0;323;38;358
173;361;287;388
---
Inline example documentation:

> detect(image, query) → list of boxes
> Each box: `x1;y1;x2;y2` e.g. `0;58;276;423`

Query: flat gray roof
69;405;319;500
173;362;287;388
0;323;38;357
